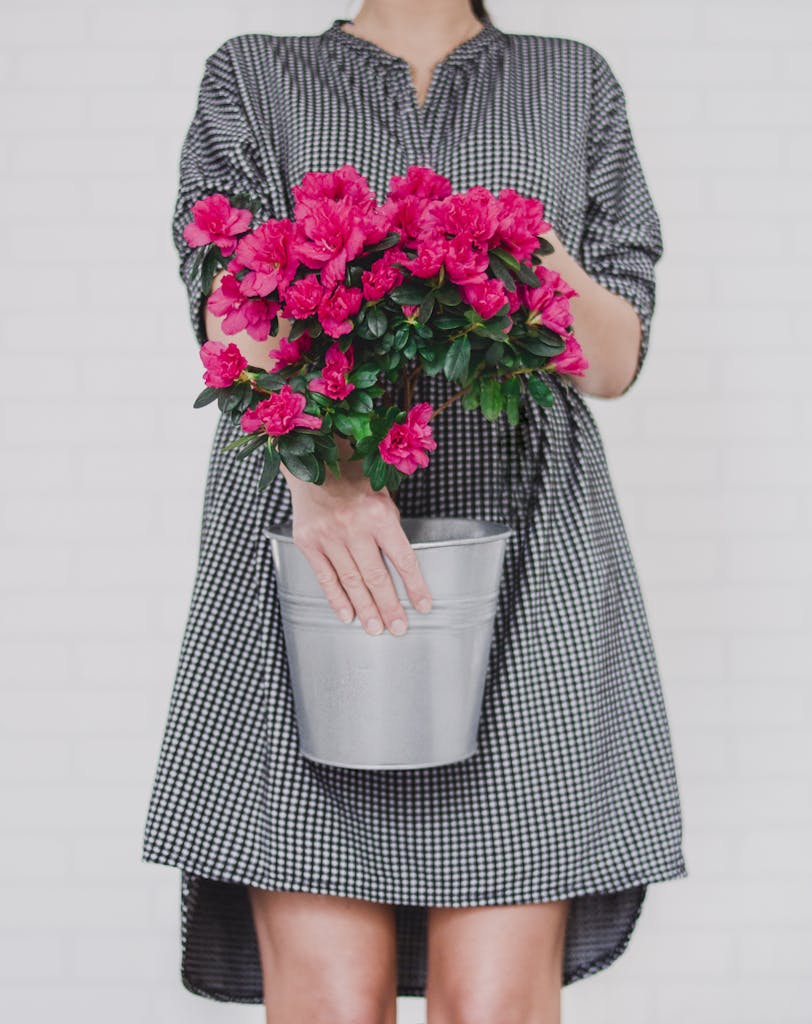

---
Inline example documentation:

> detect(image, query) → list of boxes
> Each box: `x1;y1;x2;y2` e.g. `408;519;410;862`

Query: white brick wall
1;1;809;1022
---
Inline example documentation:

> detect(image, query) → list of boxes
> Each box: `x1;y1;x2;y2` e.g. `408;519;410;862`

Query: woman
142;1;689;1020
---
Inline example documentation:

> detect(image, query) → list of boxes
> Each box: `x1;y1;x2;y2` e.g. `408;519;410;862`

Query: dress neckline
320;16;506;70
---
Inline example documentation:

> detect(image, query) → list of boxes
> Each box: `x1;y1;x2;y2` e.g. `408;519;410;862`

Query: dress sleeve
172;38;278;346
579;46;664;395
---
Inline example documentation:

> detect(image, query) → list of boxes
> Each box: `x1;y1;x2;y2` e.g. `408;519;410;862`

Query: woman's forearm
539;228;642;399
202;271;364;490
204;268;290;373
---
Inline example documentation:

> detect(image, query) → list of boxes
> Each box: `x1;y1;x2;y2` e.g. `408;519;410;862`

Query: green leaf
461;378;481;411
472;321;511;343
348;390;373;413
277;431;316;457
223;431;262;452
252;372;286;391
484;341;506;365
444;335;470;382
258;441;281;491
480;378;504;421
527;374;555;408
534;237;555;256
333;412;370;439
354;434;378;455
235;434;268;459
433;314;468;331
420;345;446;376
521;333;566;357
348;369;380;389
436;282;462;305
506;393;520;426
515;260;542;287
366;306;388;338
201;245;224;297
218;388;244;413
368;456;389;491
488;253;517;290
382;405;401;429
418;291;435;323
193;385;221;408
287;318;308;341
280;449;320;483
363;231;402;255
491;247;521;272
390;282;429;305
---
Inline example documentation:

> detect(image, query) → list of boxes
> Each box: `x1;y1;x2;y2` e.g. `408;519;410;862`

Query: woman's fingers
346;534;409;636
321;541;392;635
375;519;434;616
287;479;434;636
294;542;356;625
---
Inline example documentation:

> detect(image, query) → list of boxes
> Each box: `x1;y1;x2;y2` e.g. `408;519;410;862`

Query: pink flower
491;189;552;263
520;264;579;335
234;219;299;298
268;332;312;373
399;235;446;279
207;272;280;342
292;165;378;217
547;333;589;376
240;384;323;436
317;282;363;338
199;340;247;388
386;166;453;202
361;248;407;301
378;402;438;475
307;341;355;400
379;193;435;248
443;234;490;286
282;275;325;321
459;278;510;320
290;197;368;289
425;186;500;246
182;194;253;256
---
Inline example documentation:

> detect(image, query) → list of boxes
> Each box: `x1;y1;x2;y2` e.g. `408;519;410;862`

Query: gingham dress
141;16;689;1002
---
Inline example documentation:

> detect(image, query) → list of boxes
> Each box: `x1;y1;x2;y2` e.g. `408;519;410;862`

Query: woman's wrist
280;431;370;496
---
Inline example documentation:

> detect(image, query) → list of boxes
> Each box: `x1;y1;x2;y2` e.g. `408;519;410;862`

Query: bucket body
264;516;514;770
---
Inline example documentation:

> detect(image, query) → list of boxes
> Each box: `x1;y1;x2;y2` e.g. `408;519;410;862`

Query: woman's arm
204;268;289;373
202;266;358;485
540;226;643;400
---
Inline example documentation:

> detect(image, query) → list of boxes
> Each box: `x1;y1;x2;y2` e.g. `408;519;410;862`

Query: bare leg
246;886;399;1024
425;898;571;1024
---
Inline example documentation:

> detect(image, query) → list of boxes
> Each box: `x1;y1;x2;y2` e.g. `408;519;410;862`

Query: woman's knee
247;886;398;1024
425;899;570;1024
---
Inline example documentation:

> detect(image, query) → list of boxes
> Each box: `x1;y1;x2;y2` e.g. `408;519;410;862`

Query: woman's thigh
425;898;571;1024
246;886;398;1024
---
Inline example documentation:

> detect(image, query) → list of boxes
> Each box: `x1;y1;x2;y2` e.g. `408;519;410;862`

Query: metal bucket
264;516;514;770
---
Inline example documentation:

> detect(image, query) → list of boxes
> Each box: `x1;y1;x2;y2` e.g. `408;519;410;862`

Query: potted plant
183;164;587;768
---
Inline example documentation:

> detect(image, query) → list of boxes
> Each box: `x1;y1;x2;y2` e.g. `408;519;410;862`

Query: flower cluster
185;164;588;492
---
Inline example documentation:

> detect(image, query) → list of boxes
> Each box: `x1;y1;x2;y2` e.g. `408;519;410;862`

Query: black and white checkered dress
141;16;688;1002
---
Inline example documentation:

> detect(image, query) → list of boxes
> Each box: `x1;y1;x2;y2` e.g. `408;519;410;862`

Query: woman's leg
247;886;399;1024
424;898;571;1024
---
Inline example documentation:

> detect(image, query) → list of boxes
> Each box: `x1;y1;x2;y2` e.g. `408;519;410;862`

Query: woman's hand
283;435;433;636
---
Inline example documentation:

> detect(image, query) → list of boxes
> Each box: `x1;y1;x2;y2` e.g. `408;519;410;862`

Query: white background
1;0;810;1021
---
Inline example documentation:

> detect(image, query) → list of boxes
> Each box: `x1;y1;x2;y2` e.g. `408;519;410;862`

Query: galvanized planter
264;516;514;770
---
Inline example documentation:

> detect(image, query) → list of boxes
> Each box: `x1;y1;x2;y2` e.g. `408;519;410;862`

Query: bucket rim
263;515;515;548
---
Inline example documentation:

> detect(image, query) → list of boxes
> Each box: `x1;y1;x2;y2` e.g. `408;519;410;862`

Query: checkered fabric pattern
141;16;688;1002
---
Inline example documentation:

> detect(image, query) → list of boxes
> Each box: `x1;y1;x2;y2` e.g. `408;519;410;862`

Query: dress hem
141;847;688;910
142;848;688;999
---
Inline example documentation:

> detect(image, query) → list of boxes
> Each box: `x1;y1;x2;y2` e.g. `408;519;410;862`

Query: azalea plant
184;164;588;493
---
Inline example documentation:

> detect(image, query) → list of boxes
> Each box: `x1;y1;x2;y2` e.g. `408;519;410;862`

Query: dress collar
320;16;507;70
